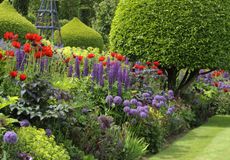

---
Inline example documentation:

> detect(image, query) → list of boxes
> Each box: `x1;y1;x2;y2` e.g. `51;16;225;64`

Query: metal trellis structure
35;0;62;46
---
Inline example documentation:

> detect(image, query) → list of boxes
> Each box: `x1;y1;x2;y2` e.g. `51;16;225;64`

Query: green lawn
149;115;230;160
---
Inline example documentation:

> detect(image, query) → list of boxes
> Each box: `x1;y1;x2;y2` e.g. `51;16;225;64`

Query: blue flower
3;131;18;144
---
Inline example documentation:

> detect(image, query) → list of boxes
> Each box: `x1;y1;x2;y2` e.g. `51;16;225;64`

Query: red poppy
138;65;145;70
134;64;140;69
153;61;160;67
19;74;27;81
77;55;83;61
87;53;95;59
0;53;3;60
99;56;105;62
111;52;117;57
25;33;33;41
116;54;124;61
34;51;43;59
152;65;158;69
223;88;229;93
213;82;219;87
4;32;14;40
9;71;17;78
23;43;32;53
12;41;21;48
103;62;107;66
157;69;163;75
42;46;53;57
6;50;14;57
64;57;71;63
146;62;151;65
34;34;42;43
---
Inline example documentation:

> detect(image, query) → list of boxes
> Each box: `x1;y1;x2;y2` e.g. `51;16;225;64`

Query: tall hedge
110;0;230;93
55;17;104;50
0;0;37;40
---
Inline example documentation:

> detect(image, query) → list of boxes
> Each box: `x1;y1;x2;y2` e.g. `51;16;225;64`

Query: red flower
152;65;158;69
103;62;107;66
111;52;117;57
77;56;84;61
99;56;105;62
0;53;3;60
4;32;14;40
64;57;71;63
157;69;163;75
34;51;43;59
19;74;27;81
9;71;17;78
12;41;21;48
138;65;145;70
6;50;14;57
73;53;77;58
25;33;33;41
213;82;219;87
87;53;95;59
134;64;140;69
23;43;32;53
153;61;160;67
42;46;53;57
146;62;151;65
33;34;42;42
116;54;124;61
223;88;229;93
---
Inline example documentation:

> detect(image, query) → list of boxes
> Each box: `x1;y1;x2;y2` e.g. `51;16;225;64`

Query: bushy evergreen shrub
55;18;104;50
0;0;37;40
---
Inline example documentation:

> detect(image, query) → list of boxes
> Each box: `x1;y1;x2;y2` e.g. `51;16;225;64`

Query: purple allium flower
74;58;80;78
139;112;148;118
154;95;167;102
137;106;144;112
81;108;89;114
19;119;30;127
67;65;73;77
137;101;143;106
97;115;113;130
142;93;150;97
123;106;130;113
168;90;174;100
166;106;175;115
129;109;138;115
18;152;33;160
156;101;165;108
123;100;130;106
152;100;157;106
3;131;18;144
113;96;122;105
83;58;89;76
130;99;138;105
45;129;52;137
106;95;113;106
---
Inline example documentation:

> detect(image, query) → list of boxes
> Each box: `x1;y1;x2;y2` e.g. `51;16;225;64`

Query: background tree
12;0;30;16
110;0;230;95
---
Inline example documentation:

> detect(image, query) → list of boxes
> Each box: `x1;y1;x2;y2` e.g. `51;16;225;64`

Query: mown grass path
149;115;230;160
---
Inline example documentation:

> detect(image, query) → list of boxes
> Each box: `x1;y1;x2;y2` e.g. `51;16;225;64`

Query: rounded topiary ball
0;0;37;41
55;17;104;50
110;0;230;70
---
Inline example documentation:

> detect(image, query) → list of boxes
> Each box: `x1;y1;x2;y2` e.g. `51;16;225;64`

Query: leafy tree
110;0;230;95
92;0;119;45
13;0;30;16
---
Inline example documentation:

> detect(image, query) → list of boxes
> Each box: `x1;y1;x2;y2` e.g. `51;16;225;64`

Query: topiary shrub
55;17;104;50
110;0;230;95
0;0;37;40
15;127;70;160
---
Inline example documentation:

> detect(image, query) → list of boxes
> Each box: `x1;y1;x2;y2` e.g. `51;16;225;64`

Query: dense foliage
55;18;104;50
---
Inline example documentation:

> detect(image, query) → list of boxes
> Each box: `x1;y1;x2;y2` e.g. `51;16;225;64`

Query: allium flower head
3;131;18;144
106;95;113;105
130;98;138;105
168;90;174;100
154;95;166;102
113;96;122;105
142;93;150;97
139;112;148;118
166;106;175;115
123;100;130;106
19;119;30;127
123;106;130;113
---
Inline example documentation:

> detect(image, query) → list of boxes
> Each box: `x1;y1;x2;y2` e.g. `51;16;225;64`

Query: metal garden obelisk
35;0;62;45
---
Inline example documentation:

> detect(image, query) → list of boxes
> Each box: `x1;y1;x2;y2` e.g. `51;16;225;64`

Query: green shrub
59;19;69;27
16;127;70;160
55;17;104;50
0;0;37;40
110;0;230;93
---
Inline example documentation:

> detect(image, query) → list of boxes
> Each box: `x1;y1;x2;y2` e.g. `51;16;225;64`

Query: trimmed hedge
110;0;230;70
0;0;37;40
55;17;104;50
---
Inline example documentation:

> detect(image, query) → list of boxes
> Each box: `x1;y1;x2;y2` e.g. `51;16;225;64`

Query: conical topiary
0;0;37;41
55;17;104;50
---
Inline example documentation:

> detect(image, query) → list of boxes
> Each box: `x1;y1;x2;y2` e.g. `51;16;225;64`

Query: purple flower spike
168;90;174;100
19;119;30;127
98;63;104;86
113;96;122;105
74;58;80;79
83;58;89;76
67;65;73;77
3;131;18;144
45;129;52;137
166;106;175;115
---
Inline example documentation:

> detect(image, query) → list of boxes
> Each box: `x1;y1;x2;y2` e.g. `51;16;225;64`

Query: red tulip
19;74;27;81
0;53;3;60
87;53;95;59
78;56;83;61
9;71;17;78
4;32;14;40
146;62;151;65
111;52;117;57
157;69;163;75
42;46;53;57
116;54;124;61
153;61;160;67
24;43;32;53
6;50;14;57
12;41;21;48
99;56;105;62
34;51;43;59
152;65;158;69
